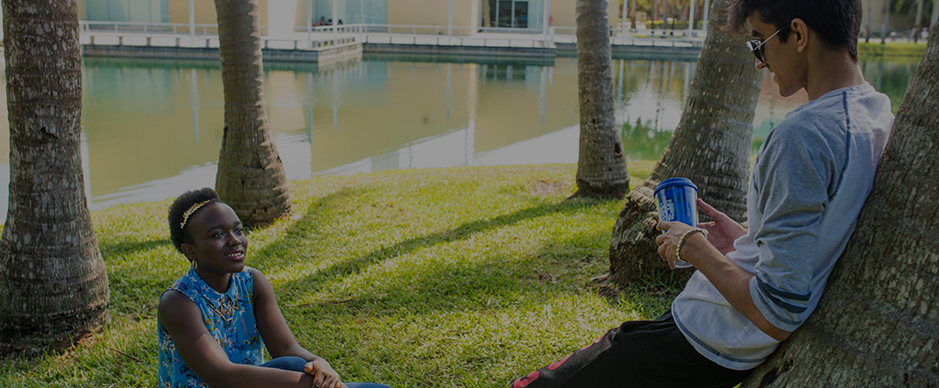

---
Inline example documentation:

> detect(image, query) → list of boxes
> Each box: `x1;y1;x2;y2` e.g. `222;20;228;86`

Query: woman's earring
191;259;198;271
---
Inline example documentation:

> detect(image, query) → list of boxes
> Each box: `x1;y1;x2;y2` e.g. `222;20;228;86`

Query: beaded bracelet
676;228;707;264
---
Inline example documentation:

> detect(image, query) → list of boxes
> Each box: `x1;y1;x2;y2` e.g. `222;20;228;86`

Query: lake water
0;53;920;222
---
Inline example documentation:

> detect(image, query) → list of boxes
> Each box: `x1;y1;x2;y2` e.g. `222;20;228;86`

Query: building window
485;0;544;30
315;0;387;25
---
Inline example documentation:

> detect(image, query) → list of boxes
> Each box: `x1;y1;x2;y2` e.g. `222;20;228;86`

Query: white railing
81;20;220;48
358;25;551;48
275;23;367;37
362;34;553;48
81;21;218;37
77;21;705;50
551;25;706;47
79;21;360;49
477;27;548;34
363;24;473;37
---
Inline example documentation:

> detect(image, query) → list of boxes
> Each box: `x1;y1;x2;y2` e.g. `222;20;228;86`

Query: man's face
748;12;807;97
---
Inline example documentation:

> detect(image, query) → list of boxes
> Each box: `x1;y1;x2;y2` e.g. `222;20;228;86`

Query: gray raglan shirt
671;82;893;371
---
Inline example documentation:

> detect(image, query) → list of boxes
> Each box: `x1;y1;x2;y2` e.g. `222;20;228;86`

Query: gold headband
180;200;212;230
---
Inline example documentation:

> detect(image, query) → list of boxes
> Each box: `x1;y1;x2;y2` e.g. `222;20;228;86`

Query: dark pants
262;356;391;388
509;311;753;388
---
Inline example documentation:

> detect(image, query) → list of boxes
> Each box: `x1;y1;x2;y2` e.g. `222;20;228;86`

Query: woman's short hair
725;0;863;61
168;187;221;253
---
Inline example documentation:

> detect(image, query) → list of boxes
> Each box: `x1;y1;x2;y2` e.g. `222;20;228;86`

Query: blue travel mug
653;178;698;269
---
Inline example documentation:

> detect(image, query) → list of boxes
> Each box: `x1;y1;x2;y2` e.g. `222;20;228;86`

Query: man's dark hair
726;0;863;61
168;187;221;253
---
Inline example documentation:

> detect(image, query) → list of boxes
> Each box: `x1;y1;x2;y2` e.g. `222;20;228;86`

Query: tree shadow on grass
96;238;179;316
274;229;621;388
266;197;604;303
284;244;604;318
248;185;372;269
98;239;171;259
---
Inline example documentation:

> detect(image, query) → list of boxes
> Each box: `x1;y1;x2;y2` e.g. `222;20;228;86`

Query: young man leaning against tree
508;0;894;387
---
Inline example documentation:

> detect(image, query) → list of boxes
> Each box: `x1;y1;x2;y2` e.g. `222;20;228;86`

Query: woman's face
181;202;249;277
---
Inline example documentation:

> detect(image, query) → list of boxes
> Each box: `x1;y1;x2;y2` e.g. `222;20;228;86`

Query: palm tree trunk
572;0;630;200
0;0;110;354
630;0;638;29
652;0;659;25
664;0;670;30
882;0;891;45
214;0;292;227
740;23;939;388
607;0;761;286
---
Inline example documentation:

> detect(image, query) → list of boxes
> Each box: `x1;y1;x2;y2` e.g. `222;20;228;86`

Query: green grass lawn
857;41;929;57
0;162;680;388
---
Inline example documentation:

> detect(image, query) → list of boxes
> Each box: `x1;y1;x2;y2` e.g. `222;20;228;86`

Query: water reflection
0;53;920;222
862;57;919;113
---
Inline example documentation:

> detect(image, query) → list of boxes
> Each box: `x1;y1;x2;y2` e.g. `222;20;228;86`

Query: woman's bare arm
251;269;347;388
159;290;317;388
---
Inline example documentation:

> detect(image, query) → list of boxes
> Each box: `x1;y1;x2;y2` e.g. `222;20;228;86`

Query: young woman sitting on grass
159;188;390;388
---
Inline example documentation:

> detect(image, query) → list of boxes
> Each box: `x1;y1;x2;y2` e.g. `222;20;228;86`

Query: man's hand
696;199;747;255
304;358;348;388
655;221;697;269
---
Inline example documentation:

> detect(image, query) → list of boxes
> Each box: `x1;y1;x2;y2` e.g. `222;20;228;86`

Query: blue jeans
261;356;391;388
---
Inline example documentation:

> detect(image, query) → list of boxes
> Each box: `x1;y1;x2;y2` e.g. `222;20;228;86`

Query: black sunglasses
745;25;787;64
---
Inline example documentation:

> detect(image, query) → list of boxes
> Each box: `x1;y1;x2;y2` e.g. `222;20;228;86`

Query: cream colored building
75;0;937;39
77;0;621;32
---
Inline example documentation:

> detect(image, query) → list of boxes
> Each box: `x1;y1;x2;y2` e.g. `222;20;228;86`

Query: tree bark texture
0;0;110;354
630;0;638;29
572;0;631;200
740;23;939;388
608;0;761;287
214;0;291;227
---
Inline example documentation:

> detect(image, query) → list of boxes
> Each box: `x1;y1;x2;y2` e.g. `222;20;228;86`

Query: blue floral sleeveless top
158;267;264;387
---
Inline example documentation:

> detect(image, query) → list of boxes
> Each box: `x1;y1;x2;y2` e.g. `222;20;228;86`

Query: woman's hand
304;358;348;388
655;221;695;269
696;198;747;255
